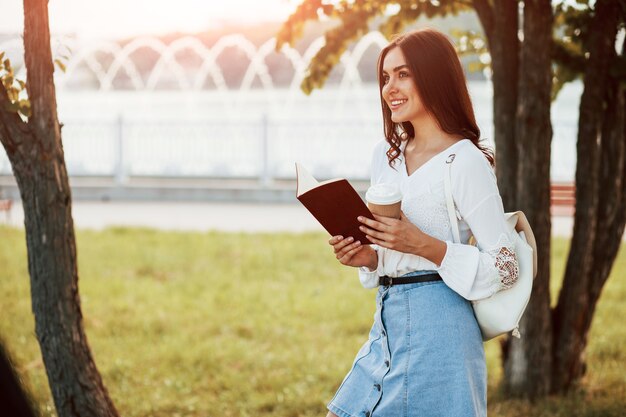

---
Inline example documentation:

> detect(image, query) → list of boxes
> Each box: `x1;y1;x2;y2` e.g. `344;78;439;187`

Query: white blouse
358;138;519;301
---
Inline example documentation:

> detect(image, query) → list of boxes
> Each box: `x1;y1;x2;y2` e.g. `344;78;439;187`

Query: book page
295;163;318;197
295;163;343;197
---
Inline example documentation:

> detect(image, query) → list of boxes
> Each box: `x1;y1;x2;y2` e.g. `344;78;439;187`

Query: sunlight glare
1;0;303;39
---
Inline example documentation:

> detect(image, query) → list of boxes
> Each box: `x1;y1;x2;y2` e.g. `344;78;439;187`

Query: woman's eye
383;75;390;84
399;71;409;78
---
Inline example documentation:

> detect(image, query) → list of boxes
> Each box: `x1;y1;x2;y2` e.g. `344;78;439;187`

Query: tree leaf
7;88;18;102
18;99;31;117
3;100;19;113
467;61;486;73
54;59;66;73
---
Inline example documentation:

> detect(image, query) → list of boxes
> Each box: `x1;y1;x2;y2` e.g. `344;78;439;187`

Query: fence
0;114;382;185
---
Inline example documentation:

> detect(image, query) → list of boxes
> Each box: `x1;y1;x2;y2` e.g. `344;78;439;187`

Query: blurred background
0;0;579;230
2;2;625;417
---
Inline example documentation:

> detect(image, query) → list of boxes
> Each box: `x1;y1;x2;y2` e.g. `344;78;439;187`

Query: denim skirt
327;270;486;417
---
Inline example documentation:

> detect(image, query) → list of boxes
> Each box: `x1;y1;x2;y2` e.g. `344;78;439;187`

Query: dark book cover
296;163;374;243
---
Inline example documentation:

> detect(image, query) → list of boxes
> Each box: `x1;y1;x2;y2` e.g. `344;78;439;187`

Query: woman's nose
383;79;397;95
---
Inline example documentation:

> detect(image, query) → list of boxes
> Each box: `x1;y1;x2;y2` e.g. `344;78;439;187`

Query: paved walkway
1;201;611;239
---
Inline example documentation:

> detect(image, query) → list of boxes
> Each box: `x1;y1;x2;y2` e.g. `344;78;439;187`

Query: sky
0;0;302;39
0;0;595;42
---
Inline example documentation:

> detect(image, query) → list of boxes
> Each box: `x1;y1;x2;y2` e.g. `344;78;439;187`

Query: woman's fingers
329;235;367;265
329;235;343;245
329;235;348;252
339;242;364;264
330;236;356;253
364;233;380;243
336;239;362;259
359;224;385;241
358;215;390;231
372;214;395;224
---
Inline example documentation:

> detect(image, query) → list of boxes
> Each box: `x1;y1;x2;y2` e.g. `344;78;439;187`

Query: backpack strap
444;153;461;244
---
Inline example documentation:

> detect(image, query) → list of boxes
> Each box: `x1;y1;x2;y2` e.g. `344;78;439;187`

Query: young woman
326;28;519;417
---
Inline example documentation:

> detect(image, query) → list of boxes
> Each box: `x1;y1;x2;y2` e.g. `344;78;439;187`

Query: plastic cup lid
365;183;402;205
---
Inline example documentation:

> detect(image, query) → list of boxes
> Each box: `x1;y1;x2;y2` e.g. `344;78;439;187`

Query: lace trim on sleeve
485;233;519;290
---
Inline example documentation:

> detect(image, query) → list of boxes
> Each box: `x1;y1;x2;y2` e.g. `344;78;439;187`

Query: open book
295;163;374;243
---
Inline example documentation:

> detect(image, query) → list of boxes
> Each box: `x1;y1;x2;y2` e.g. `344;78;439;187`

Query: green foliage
52;43;71;74
552;1;591;99
378;0;468;39
0;52;31;118
0;48;69;119
276;0;470;94
551;0;626;99
278;1;625;97
53;59;66;73
278;0;389;94
0;226;624;416
451;28;489;74
276;0;334;52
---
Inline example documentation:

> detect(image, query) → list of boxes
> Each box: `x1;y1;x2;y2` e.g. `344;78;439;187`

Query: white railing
0;33;581;185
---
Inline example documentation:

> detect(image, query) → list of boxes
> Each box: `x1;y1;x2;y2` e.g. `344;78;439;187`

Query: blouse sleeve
434;148;519;300
358;243;383;289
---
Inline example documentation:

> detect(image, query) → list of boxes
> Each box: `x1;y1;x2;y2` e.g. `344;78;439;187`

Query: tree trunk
489;0;519;211
502;0;554;398
552;0;624;391
0;0;119;415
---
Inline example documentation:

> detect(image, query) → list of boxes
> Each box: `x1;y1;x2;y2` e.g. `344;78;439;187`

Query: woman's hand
357;212;426;255
359;212;448;265
328;235;378;270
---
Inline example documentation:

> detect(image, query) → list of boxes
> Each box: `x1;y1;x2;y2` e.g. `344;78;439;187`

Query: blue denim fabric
328;270;486;417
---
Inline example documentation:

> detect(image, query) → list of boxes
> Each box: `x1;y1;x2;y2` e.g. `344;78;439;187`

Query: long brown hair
377;28;494;167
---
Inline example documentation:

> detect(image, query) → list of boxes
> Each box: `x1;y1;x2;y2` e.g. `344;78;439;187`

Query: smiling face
381;47;426;124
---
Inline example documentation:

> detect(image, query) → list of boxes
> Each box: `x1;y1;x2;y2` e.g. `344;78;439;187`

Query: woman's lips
389;98;408;110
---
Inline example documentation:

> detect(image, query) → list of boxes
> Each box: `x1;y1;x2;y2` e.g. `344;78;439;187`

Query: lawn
0;226;624;417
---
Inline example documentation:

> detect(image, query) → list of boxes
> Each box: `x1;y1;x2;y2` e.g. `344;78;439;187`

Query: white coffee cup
365;183;403;219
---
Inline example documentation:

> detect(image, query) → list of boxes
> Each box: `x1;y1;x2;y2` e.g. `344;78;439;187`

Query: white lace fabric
402;191;451;240
488;234;519;290
471;232;519;295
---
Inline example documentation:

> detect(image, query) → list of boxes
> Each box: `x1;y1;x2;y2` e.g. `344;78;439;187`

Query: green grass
0;225;624;417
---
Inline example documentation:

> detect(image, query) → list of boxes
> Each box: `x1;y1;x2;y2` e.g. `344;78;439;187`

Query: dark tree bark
0;0;119;416
502;0;554;398
477;0;519;211
552;0;624;392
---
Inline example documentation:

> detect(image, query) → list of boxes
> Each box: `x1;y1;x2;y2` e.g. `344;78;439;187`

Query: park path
3;201;621;240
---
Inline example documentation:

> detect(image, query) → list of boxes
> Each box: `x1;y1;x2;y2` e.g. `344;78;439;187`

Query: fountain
0;32;578;190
